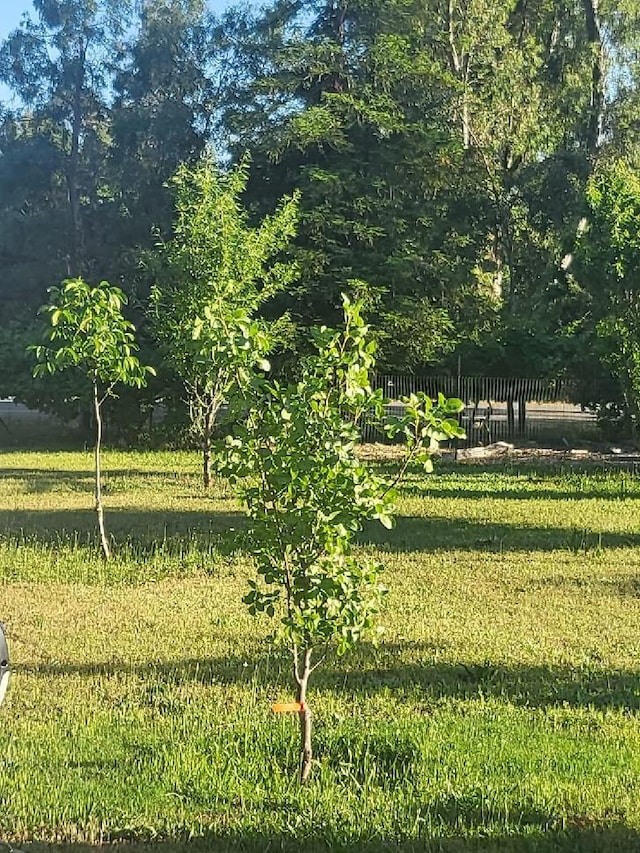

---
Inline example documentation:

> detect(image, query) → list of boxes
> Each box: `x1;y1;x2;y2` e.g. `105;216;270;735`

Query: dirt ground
359;441;640;468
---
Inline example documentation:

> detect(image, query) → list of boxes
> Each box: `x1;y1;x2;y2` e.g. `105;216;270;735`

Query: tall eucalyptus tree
0;0;134;283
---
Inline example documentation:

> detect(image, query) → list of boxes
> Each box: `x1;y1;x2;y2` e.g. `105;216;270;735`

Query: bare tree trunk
202;401;217;489
93;379;111;561
66;46;86;277
296;648;313;784
203;435;212;489
447;0;471;149
583;0;605;152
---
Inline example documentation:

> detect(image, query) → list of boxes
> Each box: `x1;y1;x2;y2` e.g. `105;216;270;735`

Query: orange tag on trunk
272;701;306;713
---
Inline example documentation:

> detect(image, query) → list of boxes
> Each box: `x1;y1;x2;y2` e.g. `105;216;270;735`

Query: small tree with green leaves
220;295;464;783
30;278;155;560
151;155;299;488
574;160;640;438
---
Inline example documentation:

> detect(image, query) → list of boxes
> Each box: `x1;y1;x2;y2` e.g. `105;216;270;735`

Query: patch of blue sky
0;0;248;106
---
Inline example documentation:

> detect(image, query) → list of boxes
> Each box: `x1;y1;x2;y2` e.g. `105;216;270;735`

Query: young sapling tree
151;155;299;487
220;296;465;782
30;278;155;559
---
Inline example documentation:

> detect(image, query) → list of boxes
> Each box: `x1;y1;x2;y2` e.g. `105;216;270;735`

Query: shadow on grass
27;823;640;852
531;573;640;598
5;461;634;503
368;456;640;502
0;431;86;453
0;467;202;492
360;515;640;553
0;506;637;557
400;482;640;503
17;643;640;711
317;651;640;710
0;507;247;556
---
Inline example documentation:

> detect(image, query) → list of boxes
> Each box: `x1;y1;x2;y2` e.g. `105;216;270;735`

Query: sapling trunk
93;379;111;561
202;396;221;489
202;435;212;490
295;648;313;784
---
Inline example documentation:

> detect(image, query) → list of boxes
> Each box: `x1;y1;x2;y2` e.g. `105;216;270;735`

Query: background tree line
1;0;640;440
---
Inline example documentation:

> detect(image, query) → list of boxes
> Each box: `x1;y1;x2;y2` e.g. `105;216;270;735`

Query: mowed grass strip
0;450;640;850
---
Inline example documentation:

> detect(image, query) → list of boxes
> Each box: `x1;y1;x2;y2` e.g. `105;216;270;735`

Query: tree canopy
1;0;640;432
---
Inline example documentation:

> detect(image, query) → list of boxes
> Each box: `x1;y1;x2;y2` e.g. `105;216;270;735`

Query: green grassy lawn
1;450;640;851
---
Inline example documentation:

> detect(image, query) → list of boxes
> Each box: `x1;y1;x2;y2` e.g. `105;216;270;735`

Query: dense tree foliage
215;0;640;380
1;0;640;435
573;161;640;437
152;155;299;486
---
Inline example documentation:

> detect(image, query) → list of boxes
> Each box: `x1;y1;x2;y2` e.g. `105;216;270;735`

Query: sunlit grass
1;449;640;850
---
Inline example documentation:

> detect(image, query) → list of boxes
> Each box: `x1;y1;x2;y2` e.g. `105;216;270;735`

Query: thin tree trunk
93;379;111;561
447;0;471;150
203;437;212;489
66;47;86;277
582;0;605;152
202;404;216;489
296;648;313;784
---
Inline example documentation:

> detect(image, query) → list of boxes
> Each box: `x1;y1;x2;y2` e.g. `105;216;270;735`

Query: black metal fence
373;375;577;403
362;376;598;446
